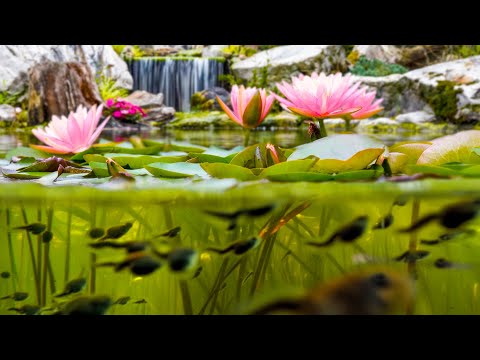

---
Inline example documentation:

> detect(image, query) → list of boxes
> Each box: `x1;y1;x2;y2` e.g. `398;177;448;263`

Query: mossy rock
167;111;235;129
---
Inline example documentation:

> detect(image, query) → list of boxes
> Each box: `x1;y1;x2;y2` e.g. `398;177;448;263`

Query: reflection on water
0;127;445;157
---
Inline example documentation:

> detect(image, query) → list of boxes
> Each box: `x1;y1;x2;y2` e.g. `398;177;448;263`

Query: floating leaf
2;168;49;179
145;162;209;178
89;162;110;178
18;157;83;173
142;139;207;153
460;165;480;177
442;162;475;171
201;163;257;181
389;142;431;164
387;152;409;174
189;146;243;164
230;144;270;169
259;159;318;178
405;165;459;177
311;148;385;173
417;130;480;165
266;172;334;182
334;168;384;181
70;145;164;161
5;147;49;161
106;154;188;169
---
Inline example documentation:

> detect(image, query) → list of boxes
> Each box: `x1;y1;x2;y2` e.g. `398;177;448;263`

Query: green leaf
474;148;480;156
5;147;49;161
266;172;334;182
288;134;386;173
200;163;257;181
387;152;409;174
460;165;480;177
2;168;50;179
145;162;209;178
334;168;383;181
104;154;188;169
189;146;243;164
89;162;110;178
405;165;460;177
230;143;269;169
71;145;164;161
259;159;318;178
142;139;207;153
242;90;262;128
442;162;475;171
417;130;480;165
389;142;431;164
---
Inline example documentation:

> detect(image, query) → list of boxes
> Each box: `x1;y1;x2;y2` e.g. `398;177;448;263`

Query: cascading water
128;58;225;112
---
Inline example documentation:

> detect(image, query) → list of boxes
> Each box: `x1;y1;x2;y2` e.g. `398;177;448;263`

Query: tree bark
27;61;102;126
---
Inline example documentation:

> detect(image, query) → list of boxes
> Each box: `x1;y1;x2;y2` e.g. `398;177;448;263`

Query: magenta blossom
104;98;147;123
31;104;109;154
216;85;275;129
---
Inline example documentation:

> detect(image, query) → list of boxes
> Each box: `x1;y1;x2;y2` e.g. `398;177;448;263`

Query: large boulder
352;45;401;64
202;45;228;58
232;45;348;82
0;45;132;93
0;104;16;126
355;56;480;123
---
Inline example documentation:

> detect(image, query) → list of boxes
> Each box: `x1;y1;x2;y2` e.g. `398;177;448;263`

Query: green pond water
1;128;479;315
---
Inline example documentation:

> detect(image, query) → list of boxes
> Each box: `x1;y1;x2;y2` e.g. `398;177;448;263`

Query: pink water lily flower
274;72;364;119
344;87;384;120
216;85;275;129
31;104;109;154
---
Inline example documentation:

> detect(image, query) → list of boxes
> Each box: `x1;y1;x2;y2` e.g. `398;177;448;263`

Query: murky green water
1;129;479;315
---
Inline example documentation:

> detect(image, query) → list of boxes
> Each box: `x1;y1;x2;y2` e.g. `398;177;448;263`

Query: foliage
451;45;480;58
96;74;129;101
349;56;408;77
222;45;258;58
173;48;203;58
112;45;126;56
258;45;278;51
424;80;462;122
0;90;22;106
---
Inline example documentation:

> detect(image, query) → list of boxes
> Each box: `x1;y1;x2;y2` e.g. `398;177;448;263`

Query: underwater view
1;45;480;315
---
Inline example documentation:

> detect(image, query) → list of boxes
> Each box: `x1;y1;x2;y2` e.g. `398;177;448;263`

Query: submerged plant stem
407;198;420;315
6;209;18;292
41;207;54;306
64;210;72;284
344;117;351;131
20;206;40;304
243;128;251;147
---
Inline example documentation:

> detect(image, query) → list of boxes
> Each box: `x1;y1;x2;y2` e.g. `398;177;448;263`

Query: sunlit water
0;128;479;315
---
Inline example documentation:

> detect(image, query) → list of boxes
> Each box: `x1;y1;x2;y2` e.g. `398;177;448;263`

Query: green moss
131;56;225;62
349;56;408;77
112;45;126;56
0;90;23;107
222;45;258;58
452;45;480;58
422;80;462;123
191;92;215;111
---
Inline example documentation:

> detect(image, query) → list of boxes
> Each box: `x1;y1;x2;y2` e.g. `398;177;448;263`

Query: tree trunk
27;61;102;126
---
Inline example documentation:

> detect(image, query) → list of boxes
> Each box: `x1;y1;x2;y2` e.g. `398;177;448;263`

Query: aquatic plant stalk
89;203;97;295
41;207;53;306
36;207;42;295
243;129;251;147
5;209;18;292
163;206;193;315
407;198;420;315
344;117;351;131
20;206;40;304
64;210;72;284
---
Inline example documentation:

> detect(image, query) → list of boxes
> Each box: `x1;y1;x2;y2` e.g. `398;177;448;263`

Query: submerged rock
0;45;132;94
232;45;348;82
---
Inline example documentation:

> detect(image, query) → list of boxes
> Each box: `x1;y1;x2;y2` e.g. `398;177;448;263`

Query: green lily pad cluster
2;131;480;185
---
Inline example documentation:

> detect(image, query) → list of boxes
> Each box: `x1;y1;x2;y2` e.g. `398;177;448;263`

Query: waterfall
128;58;225;112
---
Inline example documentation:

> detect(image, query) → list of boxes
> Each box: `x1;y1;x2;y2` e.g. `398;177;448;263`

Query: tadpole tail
398;214;439;233
7;307;20;312
204;246;234;255
306;235;336;248
420;239;440;245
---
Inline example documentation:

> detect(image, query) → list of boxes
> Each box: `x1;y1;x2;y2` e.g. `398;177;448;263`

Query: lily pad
5;147;49;161
229;144;273;169
288;134;386;172
387;152;409;174
259;159;318;178
200;163;257;181
334;168;384;181
89;162;110;178
405;165;460;177
70;145;164;161
389;143;431;164
266;172;334;182
417;130;480;165
2;168;49;179
145;162;209;178
142;139;207;153
104;154;188;169
189;146;243;164
461;165;480;177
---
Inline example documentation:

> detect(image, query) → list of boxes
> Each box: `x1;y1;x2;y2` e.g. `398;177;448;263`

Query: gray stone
353;45;401;64
202;45;228;58
0;104;16;122
125;90;164;109
356;118;399;132
395;111;435;124
353;56;480;123
0;45;132;93
232;45;348;82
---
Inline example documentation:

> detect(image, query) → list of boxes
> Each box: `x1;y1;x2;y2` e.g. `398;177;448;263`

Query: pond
1;125;479;315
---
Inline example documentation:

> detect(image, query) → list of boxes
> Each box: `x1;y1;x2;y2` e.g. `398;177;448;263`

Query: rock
232;45;348;82
191;87;230;111
323;118;360;130
354;56;480;123
124;90;175;125
261;111;301;128
27;61;103;126
396;45;448;69
168;111;233;129
353;45;401;64
0;45;132;94
356;118;399;132
125;90;164;109
0;104;16;123
395;111;435;124
202;45;228;58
